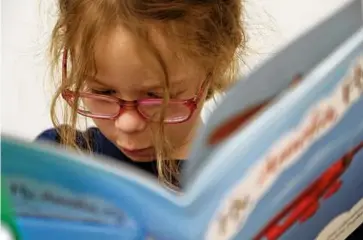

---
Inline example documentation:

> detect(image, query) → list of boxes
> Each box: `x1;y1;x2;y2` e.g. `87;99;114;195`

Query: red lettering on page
258;107;337;185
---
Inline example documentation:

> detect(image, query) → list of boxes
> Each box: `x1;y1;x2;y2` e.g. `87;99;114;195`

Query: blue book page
185;24;363;240
1;138;185;240
183;0;363;186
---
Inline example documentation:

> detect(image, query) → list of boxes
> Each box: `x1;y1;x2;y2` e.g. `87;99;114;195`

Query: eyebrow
140;79;185;90
87;76;107;85
88;75;186;90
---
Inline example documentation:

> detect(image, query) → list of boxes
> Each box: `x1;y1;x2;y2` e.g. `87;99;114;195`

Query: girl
37;0;246;190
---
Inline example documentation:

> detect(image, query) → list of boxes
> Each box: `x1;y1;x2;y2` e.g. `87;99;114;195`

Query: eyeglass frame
61;50;211;124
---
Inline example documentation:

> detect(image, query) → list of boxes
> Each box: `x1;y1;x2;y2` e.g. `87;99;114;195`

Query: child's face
86;26;206;161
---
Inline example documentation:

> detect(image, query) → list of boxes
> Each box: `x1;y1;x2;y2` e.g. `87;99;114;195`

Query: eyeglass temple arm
194;73;212;102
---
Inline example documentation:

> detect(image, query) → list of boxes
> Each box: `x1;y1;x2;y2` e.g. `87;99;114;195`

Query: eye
146;91;163;98
90;89;116;95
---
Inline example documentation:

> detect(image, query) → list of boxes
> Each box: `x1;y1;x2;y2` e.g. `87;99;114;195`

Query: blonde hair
49;0;246;189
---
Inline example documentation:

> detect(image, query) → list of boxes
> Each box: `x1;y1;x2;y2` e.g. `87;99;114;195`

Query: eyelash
90;89;115;95
90;88;164;98
146;92;163;98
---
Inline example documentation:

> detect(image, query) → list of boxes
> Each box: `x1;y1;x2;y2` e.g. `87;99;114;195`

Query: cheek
164;110;201;146
91;119;116;137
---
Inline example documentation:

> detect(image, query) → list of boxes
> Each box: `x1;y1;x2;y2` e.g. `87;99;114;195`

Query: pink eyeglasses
61;50;210;124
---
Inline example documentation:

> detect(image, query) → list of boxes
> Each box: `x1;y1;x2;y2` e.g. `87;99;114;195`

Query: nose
114;109;147;134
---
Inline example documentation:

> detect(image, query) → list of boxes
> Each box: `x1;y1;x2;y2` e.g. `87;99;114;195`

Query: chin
128;156;156;162
121;150;156;162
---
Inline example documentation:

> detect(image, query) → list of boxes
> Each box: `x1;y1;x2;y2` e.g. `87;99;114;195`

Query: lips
120;146;155;158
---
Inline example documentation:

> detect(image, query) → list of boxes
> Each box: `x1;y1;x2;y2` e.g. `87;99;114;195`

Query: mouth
119;146;155;158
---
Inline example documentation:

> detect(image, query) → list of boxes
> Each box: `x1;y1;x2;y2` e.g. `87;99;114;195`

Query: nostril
114;110;147;133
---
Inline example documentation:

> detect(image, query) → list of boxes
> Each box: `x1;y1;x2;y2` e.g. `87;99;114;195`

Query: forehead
92;25;204;87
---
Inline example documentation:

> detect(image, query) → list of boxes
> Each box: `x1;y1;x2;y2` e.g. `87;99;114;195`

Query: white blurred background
1;0;352;140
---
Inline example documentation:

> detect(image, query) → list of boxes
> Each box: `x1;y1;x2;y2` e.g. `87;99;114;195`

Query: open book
2;0;363;239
